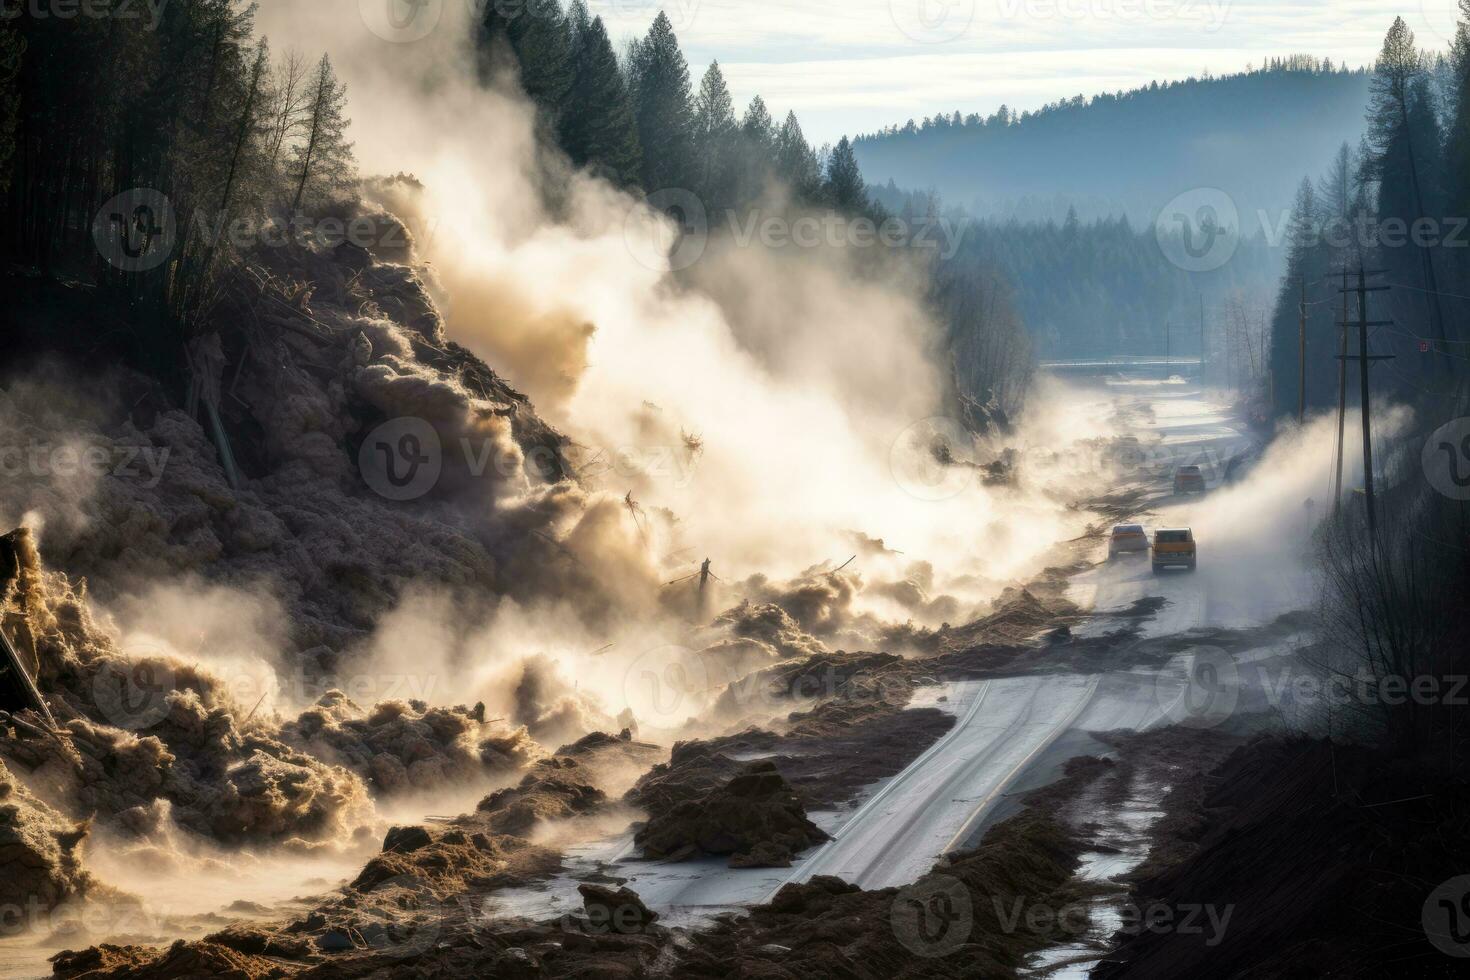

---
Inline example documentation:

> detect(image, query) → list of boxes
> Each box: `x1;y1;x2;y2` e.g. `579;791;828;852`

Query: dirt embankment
1094;735;1470;979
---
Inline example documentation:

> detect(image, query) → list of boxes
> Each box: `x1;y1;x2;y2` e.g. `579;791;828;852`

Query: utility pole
1337;267;1394;535
1199;293;1206;383
1332;268;1349;517
1297;275;1307;424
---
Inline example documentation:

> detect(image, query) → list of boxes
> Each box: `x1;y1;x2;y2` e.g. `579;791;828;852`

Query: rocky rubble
0;756;94;914
472;729;660;836
634;760;828;867
277;690;540;796
0;531;371;847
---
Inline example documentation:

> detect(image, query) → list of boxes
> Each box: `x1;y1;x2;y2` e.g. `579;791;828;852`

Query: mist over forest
856;59;1376;229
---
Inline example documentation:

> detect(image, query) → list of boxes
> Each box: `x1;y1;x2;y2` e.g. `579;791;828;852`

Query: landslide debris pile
472;729;660;836
49;731;668;978
0;529;370;846
2;225;586;658
633;759;828;868
278;690;540;796
0;756;94;914
57;747;1100;978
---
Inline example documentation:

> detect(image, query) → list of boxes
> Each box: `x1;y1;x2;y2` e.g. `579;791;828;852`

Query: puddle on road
1024;770;1171;978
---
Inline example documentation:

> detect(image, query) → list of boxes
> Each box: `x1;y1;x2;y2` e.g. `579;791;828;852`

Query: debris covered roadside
40;722;1253;979
19;492;1213;979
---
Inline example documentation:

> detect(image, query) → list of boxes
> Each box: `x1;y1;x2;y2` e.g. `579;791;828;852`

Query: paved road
500;379;1313;923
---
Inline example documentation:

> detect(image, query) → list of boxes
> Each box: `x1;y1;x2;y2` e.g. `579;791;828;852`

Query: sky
585;0;1462;143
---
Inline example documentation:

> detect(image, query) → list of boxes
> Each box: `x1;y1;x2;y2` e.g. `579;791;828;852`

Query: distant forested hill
854;59;1374;230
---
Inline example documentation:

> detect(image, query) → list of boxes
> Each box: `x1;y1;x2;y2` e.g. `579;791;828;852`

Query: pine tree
731;95;776;203
1317;142;1363;267
692;61;737;207
290;55;354;214
742;96;775;148
824;136;866;212
1445;0;1470;218
1267;178;1321;417
774;111;820;199
478;0;574;117
560;14;642;187
0;22;22;195
629;12;696;191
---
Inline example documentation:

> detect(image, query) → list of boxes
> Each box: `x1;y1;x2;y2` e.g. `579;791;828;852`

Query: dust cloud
253;0;1111;661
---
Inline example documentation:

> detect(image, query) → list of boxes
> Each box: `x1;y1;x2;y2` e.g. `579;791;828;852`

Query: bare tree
264;49;312;177
289;54;353;214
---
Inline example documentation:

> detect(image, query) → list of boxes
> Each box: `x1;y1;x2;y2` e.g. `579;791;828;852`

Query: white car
1108;524;1150;559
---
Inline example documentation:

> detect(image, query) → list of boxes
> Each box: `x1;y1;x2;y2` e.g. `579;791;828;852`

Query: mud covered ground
1095;735;1470;979
27;503;1270;980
